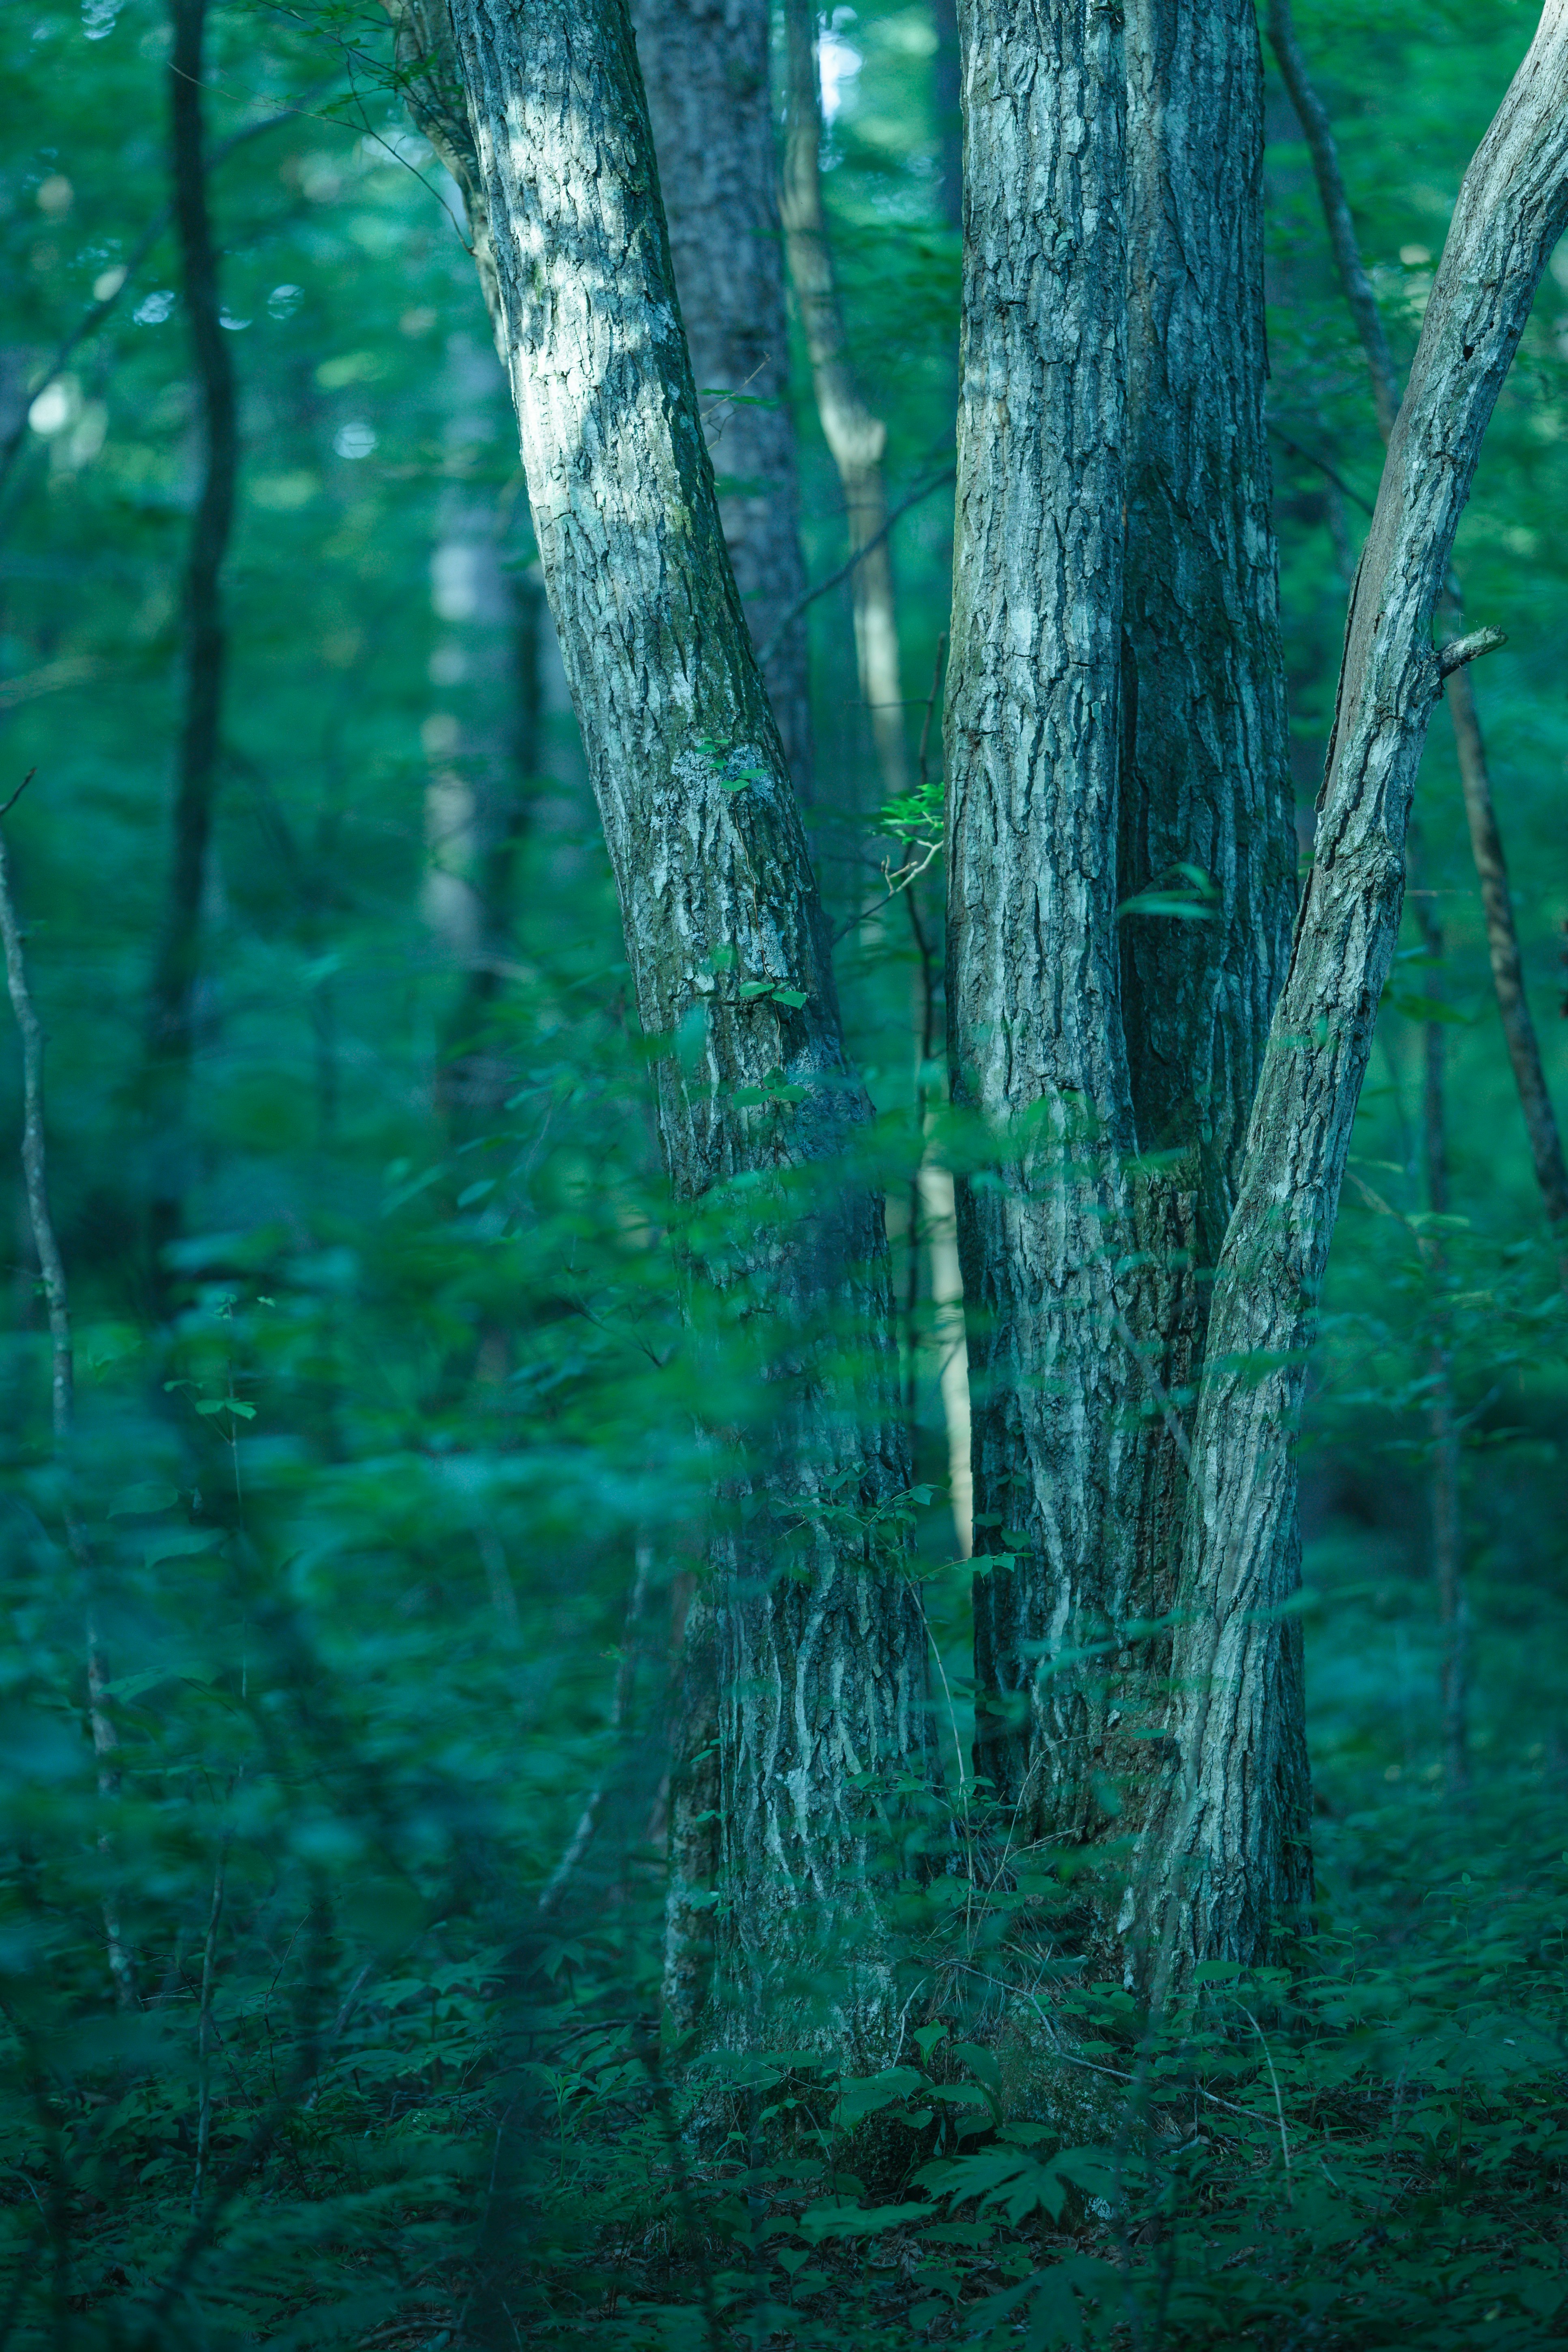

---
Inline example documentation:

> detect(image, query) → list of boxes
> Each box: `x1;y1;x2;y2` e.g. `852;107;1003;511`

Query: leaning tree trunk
631;0;814;802
1268;0;1568;1283
1137;0;1568;1987
945;0;1138;1865
390;0;933;2059
145;0;239;1283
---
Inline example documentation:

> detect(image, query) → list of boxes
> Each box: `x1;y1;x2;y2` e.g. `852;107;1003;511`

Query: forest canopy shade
0;0;1566;2341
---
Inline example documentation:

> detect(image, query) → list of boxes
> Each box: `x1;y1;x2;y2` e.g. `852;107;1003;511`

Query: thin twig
1236;2002;1294;2205
0;790;133;2005
755;466;956;667
191;1842;228;2216
1266;0;1402;439
536;1541;653;1917
0;770;36;823
1267;421;1375;516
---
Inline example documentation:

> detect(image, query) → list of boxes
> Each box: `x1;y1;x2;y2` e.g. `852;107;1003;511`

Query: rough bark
944;0;1134;1848
951;0;1293;1906
631;0;813;800
781;0;910;809
1116;0;1294;1782
1138;0;1568;1982
1269;0;1568;1276
395;0;933;2055
145;0;239;1267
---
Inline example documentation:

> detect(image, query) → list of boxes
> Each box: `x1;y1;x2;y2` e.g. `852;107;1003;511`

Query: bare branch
1437;624;1507;676
1266;0;1402;438
755;466;955;669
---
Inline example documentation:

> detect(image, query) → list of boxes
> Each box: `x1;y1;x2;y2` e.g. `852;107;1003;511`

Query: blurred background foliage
0;0;1564;2343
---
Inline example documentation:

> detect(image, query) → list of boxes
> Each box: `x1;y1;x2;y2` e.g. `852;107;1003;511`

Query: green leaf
108;1482;181;1519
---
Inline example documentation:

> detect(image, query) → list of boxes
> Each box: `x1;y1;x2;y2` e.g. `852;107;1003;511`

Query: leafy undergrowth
3;1774;1564;2350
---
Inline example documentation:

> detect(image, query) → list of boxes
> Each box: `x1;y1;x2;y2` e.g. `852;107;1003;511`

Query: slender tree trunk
781;0;910;809
0;807;133;2007
145;0;238;1272
632;0;813;802
423;338;548;1121
661;1585;720;2038
391;0;933;2057
945;0;1134;1858
1410;882;1470;1795
1138;1;1568;1984
780;7;974;1562
1269;0;1568;1280
918;1162;972;1556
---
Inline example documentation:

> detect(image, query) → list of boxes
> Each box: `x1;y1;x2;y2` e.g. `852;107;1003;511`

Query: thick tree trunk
631;0;813;801
945;0;1135;1855
781;0;910;809
1138;0;1568;1984
395;0;933;2056
1269;0;1568;1280
1114;0;1294;1828
145;0;238;1271
951;0;1293;1916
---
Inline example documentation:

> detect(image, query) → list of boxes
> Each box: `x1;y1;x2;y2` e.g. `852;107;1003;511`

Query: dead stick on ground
0;776;134;2006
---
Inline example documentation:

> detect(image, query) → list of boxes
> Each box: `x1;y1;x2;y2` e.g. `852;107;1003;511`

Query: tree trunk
631;0;814;802
1138;0;1568;1984
951;0;1293;1924
394;0;934;2057
1269;0;1568;1282
945;0;1136;1860
1114;0;1294;1835
145;0;238;1275
781;0;910;810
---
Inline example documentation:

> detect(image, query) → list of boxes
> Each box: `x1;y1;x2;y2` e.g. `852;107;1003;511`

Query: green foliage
0;0;1565;2344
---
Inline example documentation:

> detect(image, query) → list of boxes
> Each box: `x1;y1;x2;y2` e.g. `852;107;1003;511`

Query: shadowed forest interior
2;0;1568;2345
